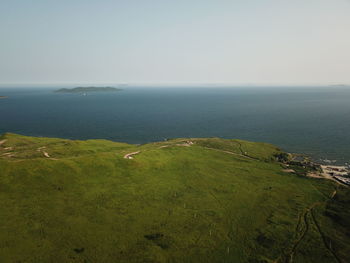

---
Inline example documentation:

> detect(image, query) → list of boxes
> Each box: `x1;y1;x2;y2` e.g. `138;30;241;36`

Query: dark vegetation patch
73;248;85;254
144;233;170;249
144;233;163;241
274;152;290;163
256;233;275;248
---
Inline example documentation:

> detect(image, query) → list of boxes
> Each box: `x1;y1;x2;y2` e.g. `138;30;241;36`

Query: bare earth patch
124;151;141;159
282;169;296;173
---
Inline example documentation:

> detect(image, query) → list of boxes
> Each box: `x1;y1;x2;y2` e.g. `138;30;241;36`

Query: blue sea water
1;86;350;164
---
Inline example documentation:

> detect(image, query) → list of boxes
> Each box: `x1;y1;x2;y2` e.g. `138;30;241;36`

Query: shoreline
285;153;350;186
310;163;349;186
319;164;350;185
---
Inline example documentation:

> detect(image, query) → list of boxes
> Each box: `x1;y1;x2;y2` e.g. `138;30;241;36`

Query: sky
1;0;350;85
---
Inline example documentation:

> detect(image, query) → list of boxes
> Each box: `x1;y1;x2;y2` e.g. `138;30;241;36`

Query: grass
0;133;349;262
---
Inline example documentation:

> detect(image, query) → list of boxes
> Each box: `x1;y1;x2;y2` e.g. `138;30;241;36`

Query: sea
1;86;350;165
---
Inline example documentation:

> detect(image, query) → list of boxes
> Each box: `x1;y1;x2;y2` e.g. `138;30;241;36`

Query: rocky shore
320;165;350;185
280;153;350;186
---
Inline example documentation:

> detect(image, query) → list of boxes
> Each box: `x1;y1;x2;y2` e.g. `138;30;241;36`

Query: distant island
54;87;122;93
330;84;349;87
0;96;8;99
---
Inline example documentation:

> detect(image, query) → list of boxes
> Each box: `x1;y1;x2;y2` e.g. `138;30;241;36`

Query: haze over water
1;86;350;165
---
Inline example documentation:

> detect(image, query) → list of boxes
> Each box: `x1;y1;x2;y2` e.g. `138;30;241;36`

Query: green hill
0;133;349;263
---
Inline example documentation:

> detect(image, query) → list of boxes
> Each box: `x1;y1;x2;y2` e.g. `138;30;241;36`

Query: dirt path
35;147;58;160
235;141;259;160
284;206;313;263
124;151;141;159
203;147;256;160
331;190;337;199
1;152;14;157
140;140;253;162
277;189;340;263
1;140;14;158
311;205;341;263
157;141;254;162
159;141;194;149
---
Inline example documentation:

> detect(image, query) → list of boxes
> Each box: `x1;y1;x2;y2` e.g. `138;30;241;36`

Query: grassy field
0;133;349;263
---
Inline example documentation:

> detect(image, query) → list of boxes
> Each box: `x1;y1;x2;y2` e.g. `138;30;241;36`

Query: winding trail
124;141;193;160
311;205;341;263
1;140;13;158
277;189;341;263
287;205;314;263
125;140;254;161
159;141;193;149
235;141;260;160
124;151;141;159
203;146;256;161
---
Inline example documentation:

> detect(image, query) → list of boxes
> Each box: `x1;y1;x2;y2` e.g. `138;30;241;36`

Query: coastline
283;153;350;186
319;165;350;185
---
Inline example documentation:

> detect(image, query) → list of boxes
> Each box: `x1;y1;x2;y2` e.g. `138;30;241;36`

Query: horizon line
0;82;349;87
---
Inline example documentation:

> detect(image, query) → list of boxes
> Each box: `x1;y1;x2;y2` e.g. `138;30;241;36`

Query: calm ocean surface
1;86;350;164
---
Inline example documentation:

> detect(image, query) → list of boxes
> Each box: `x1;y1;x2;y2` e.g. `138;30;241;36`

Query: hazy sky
1;0;350;85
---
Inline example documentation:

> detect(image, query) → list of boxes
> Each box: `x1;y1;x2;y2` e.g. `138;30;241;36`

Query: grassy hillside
0;133;349;263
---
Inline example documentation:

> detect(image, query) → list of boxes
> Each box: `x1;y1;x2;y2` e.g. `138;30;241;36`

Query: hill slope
0;134;349;263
